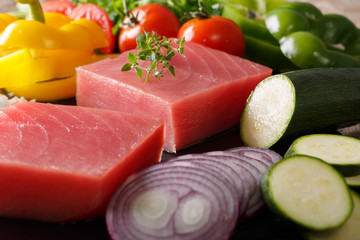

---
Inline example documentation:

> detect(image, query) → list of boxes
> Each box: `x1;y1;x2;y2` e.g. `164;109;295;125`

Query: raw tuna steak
76;41;272;152
0;101;165;222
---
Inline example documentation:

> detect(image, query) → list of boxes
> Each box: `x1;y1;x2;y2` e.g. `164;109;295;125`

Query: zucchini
345;175;360;188
260;155;353;231
304;190;360;240
345;175;360;198
285;134;360;177
240;68;360;149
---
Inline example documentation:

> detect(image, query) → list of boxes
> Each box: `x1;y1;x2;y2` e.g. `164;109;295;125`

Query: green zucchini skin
260;155;353;231
240;67;360;152
280;68;360;143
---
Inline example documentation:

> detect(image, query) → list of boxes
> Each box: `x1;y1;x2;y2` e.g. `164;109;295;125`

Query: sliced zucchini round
345;175;360;187
285;134;360;177
260;155;353;231
305;190;360;240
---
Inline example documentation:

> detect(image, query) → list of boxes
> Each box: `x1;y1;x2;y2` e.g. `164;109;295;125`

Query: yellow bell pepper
6;75;78;102
5;54;119;102
44;12;72;29
0;44;18;57
0;14;19;33
0;18;108;50
0;4;112;102
0;48;93;87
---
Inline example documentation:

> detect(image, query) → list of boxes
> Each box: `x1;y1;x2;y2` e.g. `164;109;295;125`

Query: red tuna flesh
0;101;165;222
76;41;272;152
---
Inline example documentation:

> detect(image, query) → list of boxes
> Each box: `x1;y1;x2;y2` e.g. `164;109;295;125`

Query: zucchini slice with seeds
260;155;353;231
285;134;360;177
304;190;360;240
240;68;360;148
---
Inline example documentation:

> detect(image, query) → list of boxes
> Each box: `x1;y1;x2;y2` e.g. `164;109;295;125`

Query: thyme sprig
121;31;185;82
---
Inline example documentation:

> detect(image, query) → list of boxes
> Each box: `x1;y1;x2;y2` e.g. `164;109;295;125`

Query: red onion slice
106;147;283;240
203;151;270;218
172;154;250;217
228;146;282;164
195;155;256;216
106;161;239;240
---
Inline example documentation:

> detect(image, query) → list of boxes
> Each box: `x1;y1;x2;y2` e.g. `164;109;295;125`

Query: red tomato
177;16;245;57
118;4;181;52
41;0;76;16
70;3;116;54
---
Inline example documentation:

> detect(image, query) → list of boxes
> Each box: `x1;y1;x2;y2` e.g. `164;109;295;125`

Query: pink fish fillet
76;41;272;152
0;101;165;222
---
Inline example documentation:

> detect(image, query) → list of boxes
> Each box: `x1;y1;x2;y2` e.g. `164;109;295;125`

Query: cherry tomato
118;4;181;52
177;16;245;57
41;0;76;16
70;3;116;54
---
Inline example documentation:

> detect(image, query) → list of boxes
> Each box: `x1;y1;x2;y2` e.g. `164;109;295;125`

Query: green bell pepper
222;2;298;72
243;34;298;71
265;1;360;68
223;0;286;16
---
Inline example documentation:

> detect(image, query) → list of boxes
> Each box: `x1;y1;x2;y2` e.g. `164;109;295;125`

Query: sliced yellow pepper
0;48;93;87
0;14;19;33
0;18;108;50
70;18;110;51
0;1;111;102
5;53;119;102
5;75;77;102
44;12;72;29
0;45;19;57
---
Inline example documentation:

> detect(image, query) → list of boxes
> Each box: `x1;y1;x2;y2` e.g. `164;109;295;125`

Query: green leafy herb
121;30;185;82
69;0;223;27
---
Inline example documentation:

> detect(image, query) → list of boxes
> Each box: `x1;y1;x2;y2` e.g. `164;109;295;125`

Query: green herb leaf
150;60;158;70
121;30;186;82
136;33;146;45
121;63;132;72
168;65;175;76
166;51;175;60
136;68;143;79
127;52;136;64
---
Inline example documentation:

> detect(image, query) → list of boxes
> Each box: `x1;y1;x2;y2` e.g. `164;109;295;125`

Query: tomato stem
197;0;211;19
181;0;210;21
